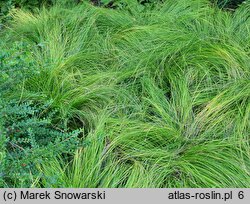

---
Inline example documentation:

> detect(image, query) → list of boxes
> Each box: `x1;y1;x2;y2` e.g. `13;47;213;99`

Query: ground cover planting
0;0;249;187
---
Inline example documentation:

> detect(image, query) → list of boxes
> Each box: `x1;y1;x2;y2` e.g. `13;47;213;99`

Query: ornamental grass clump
0;0;249;187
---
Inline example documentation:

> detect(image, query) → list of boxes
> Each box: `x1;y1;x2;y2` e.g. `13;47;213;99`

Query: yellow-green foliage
1;0;250;187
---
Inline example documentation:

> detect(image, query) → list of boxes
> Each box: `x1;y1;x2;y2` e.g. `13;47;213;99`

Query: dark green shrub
0;1;12;16
0;41;36;96
0;117;7;187
0;99;81;187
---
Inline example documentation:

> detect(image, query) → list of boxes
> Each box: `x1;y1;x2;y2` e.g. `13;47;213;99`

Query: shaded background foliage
0;0;247;17
0;0;247;27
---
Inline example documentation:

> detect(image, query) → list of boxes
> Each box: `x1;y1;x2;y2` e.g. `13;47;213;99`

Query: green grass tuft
0;0;249;187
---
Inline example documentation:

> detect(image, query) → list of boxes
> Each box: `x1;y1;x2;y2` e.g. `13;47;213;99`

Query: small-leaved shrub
0;99;81;187
0;41;36;97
